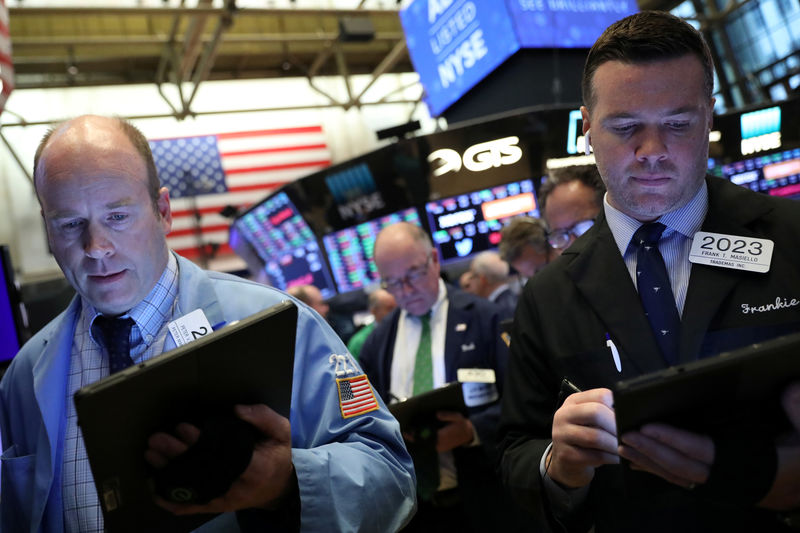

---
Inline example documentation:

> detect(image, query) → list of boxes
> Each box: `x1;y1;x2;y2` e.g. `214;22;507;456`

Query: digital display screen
507;0;638;48
400;0;521;117
323;208;422;294
722;148;800;201
232;192;337;298
0;247;22;362
426;179;538;264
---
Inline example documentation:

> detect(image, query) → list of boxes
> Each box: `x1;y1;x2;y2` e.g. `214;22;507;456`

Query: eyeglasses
547;219;595;249
380;256;432;292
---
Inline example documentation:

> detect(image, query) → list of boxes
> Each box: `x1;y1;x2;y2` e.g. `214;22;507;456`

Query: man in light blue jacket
0;115;416;532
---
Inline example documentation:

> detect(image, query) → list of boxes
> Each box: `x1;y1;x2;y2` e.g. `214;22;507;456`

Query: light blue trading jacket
0;254;416;533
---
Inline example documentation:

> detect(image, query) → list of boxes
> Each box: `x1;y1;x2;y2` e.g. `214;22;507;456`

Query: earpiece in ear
584;130;592;156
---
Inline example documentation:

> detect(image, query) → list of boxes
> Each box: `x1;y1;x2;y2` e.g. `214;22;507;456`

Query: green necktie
413;313;433;396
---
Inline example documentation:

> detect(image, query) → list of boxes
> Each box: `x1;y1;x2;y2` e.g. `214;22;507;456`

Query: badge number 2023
690;231;773;273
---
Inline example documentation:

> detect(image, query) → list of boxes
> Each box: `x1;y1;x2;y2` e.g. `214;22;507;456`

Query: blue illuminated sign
740;106;781;139
507;0;638;48
400;0;521;117
566;108;582;154
401;0;638;116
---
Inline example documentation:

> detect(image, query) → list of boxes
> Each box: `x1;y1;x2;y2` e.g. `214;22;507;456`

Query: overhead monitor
506;0;638;49
400;0;521;117
0;245;26;363
425;179;539;264
400;0;637;117
231;191;337;298
323;208;422;294
722;147;800;201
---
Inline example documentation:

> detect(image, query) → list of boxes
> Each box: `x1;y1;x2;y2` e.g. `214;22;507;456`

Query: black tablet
388;382;467;431
74;300;297;533
613;331;800;437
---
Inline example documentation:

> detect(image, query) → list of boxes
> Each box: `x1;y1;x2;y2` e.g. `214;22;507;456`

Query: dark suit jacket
499;177;800;533
360;285;524;531
491;286;519;319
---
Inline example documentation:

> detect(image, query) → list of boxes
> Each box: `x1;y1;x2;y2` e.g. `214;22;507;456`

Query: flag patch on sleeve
337;374;379;418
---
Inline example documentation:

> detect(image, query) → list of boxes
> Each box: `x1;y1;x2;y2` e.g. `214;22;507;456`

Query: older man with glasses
359;222;527;533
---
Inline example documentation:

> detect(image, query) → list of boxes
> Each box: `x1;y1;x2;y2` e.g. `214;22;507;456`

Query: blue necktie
633;223;681;365
94;316;136;374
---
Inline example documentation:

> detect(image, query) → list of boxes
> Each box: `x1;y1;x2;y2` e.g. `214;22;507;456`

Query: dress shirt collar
86;252;179;347
604;180;709;256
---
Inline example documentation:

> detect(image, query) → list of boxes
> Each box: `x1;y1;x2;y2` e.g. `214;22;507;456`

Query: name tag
168;309;213;347
689;231;773;273
457;368;496;384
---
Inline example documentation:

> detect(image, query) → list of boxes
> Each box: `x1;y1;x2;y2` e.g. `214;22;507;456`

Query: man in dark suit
360;222;524;533
469;250;518;318
498;11;800;533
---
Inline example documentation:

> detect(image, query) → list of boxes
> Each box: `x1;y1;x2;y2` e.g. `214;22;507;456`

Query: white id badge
689;231;773;273
457;368;496;384
168;309;214;347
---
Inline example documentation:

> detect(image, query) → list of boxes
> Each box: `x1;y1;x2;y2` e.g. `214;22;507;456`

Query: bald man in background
468;251;517;317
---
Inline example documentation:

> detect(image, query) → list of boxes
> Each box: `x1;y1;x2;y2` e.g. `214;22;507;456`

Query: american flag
149;126;331;264
337;374;380;419
0;0;14;117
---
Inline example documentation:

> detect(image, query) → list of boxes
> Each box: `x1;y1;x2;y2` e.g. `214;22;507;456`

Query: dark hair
539;164;606;215
582;11;715;109
498;216;549;263
33;116;161;211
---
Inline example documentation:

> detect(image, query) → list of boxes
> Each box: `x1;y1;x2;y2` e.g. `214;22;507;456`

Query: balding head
34;114;172;316
34;115;161;212
374;222;440;316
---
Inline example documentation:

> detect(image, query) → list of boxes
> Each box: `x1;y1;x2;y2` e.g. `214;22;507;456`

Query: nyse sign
428;136;523;177
400;0;520;116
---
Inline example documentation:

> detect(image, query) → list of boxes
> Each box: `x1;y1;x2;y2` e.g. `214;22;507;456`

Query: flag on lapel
149;126;331;261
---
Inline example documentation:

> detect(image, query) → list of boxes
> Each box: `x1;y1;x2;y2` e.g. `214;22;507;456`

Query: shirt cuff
539;442;590;514
467;424;482;447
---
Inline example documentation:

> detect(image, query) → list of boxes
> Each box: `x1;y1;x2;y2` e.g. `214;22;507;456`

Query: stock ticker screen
232;192;337;298
323;208;422;294
426;179;539;264
723;148;800;201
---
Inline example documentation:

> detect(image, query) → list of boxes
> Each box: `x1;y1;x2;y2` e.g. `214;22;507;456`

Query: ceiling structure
5;0;764;121
7;4;416;118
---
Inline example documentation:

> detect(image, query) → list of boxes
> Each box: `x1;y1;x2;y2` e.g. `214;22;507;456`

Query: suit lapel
174;255;225;327
564;214;667;375
443;290;472;383
31;297;82;530
679;178;775;361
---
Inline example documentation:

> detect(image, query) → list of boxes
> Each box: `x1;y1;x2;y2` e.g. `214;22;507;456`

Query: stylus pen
562;378;582;395
557;378;582;408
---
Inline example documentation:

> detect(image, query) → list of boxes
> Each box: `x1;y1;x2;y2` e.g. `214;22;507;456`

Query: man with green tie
359;222;525;532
